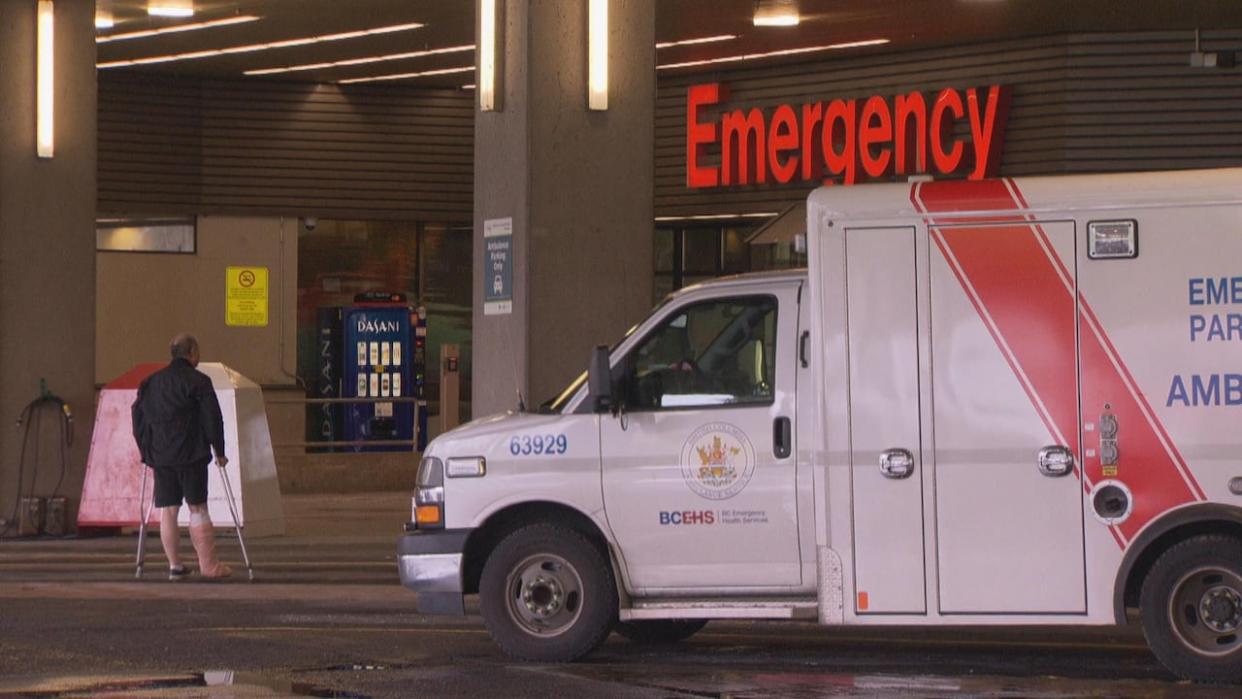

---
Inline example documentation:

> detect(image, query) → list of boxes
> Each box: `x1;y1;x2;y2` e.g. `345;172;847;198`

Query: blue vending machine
342;293;415;451
312;306;344;452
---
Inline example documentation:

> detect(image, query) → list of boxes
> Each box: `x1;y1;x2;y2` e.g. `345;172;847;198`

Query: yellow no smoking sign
226;266;269;327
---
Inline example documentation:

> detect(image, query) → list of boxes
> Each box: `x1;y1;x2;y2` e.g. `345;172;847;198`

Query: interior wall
96;216;297;387
656;30;1242;217
98;73;474;222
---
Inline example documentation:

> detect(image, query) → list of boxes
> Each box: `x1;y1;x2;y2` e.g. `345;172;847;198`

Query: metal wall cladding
97;73;474;222
656;30;1242;218
98;30;1242;221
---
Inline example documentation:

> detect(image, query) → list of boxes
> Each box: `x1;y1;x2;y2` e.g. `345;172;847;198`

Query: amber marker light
415;505;443;528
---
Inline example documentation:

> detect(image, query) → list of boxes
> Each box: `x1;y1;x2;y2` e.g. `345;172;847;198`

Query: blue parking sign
484;217;513;315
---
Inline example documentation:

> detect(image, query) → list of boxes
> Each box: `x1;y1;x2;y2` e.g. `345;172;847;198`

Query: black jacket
131;358;226;468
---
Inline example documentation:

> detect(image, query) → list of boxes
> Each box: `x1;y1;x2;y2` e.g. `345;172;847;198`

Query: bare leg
159;506;182;569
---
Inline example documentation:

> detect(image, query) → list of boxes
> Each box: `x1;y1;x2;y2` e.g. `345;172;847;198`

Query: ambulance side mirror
588;345;614;414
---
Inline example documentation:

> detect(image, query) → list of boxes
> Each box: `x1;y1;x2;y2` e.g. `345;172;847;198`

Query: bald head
170;333;200;366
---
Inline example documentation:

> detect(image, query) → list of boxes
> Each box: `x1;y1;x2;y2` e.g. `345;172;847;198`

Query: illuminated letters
686;83;1011;188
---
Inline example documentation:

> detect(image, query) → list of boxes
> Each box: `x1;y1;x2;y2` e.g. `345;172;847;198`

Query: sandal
168;565;193;581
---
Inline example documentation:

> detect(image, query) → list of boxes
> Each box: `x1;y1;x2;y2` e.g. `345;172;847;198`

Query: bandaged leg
188;505;232;578
160;506;182;569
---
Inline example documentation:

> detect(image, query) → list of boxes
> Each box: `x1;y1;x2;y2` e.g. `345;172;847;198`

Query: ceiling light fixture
37;0;54;159
462;84;476;90
95;10;114;29
654;213;778;222
148;0;194;18
97;22;424;68
753;0;799;27
588;0;608;110
656;34;739;49
338;65;474;85
479;0;499;111
657;38;889;70
97;15;259;43
245;44;475;76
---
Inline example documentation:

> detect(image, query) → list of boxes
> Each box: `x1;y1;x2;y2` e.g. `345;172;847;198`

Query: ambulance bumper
397;528;471;615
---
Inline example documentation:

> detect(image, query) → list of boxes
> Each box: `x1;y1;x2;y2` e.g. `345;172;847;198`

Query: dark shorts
153;458;210;508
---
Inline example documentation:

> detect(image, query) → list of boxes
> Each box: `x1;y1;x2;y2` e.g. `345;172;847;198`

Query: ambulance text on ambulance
1168;275;1242;407
685;83;1010;188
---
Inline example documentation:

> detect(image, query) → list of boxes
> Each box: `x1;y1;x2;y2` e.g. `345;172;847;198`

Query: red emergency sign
686;82;1011;188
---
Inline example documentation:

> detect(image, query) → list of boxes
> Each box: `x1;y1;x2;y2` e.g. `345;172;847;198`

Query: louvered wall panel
98;73;474;221
656;31;1242;217
99;30;1242;222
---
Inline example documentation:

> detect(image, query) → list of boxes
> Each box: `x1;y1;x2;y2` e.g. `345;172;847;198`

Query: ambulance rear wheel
614;619;708;644
1140;534;1242;683
479;523;617;662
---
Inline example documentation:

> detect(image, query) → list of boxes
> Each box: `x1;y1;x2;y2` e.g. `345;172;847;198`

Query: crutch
217;462;255;582
134;467;156;579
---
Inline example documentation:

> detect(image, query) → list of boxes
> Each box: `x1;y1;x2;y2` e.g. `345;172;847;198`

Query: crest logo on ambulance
680;422;756;500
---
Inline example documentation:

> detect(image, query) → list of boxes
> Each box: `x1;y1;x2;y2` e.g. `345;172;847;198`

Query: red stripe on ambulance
912;178;1204;546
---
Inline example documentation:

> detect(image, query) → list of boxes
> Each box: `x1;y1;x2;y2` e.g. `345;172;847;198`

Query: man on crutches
132;334;234;581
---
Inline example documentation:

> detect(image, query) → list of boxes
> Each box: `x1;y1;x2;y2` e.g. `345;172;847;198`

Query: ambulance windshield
538;296;675;413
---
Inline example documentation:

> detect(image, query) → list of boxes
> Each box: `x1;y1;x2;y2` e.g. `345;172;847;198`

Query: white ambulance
398;168;1242;682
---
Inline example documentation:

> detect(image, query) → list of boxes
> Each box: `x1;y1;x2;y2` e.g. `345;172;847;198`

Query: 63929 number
509;434;568;456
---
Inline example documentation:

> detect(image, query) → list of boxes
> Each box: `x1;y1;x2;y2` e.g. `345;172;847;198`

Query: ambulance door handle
773;417;792;459
879;448;915;479
1038;445;1075;477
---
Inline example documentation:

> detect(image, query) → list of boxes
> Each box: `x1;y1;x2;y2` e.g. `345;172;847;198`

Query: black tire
478;523;617;662
1140;534;1242;683
614;619;708;644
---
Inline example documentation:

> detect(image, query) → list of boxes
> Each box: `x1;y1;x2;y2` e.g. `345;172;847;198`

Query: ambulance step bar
620;597;818;621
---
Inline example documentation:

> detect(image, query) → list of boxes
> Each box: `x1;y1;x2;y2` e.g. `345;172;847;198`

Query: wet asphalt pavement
1;493;1239;698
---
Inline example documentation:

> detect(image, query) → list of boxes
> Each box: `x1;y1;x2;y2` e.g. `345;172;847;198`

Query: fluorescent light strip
656;34;738;49
479;0;497;110
250;33;739;79
339;66;474;85
245;44;475;76
462;84;476;90
37;0;54;158
657;39;890;70
97;21;424;68
97;15;259;44
654;213;778;222
149;1;194;18
588;0;607;110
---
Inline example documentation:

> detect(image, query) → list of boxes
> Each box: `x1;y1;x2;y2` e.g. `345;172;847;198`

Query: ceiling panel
94;1;1242;88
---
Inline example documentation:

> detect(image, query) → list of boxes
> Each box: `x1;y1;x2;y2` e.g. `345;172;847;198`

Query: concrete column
0;0;97;529
473;0;655;416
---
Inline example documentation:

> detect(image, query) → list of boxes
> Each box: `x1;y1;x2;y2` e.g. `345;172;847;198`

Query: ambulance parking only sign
484;218;513;316
226;266;269;327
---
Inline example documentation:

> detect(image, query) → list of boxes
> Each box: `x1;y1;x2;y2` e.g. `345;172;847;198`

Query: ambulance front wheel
614;619;708;644
1140;534;1242;683
478;523;618;662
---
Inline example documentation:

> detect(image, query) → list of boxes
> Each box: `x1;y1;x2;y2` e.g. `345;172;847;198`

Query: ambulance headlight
414;456;445;529
416;457;444;504
446;456;486;479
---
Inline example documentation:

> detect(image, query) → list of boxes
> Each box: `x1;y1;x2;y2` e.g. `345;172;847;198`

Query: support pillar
473;0;655;416
0;0;97;530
